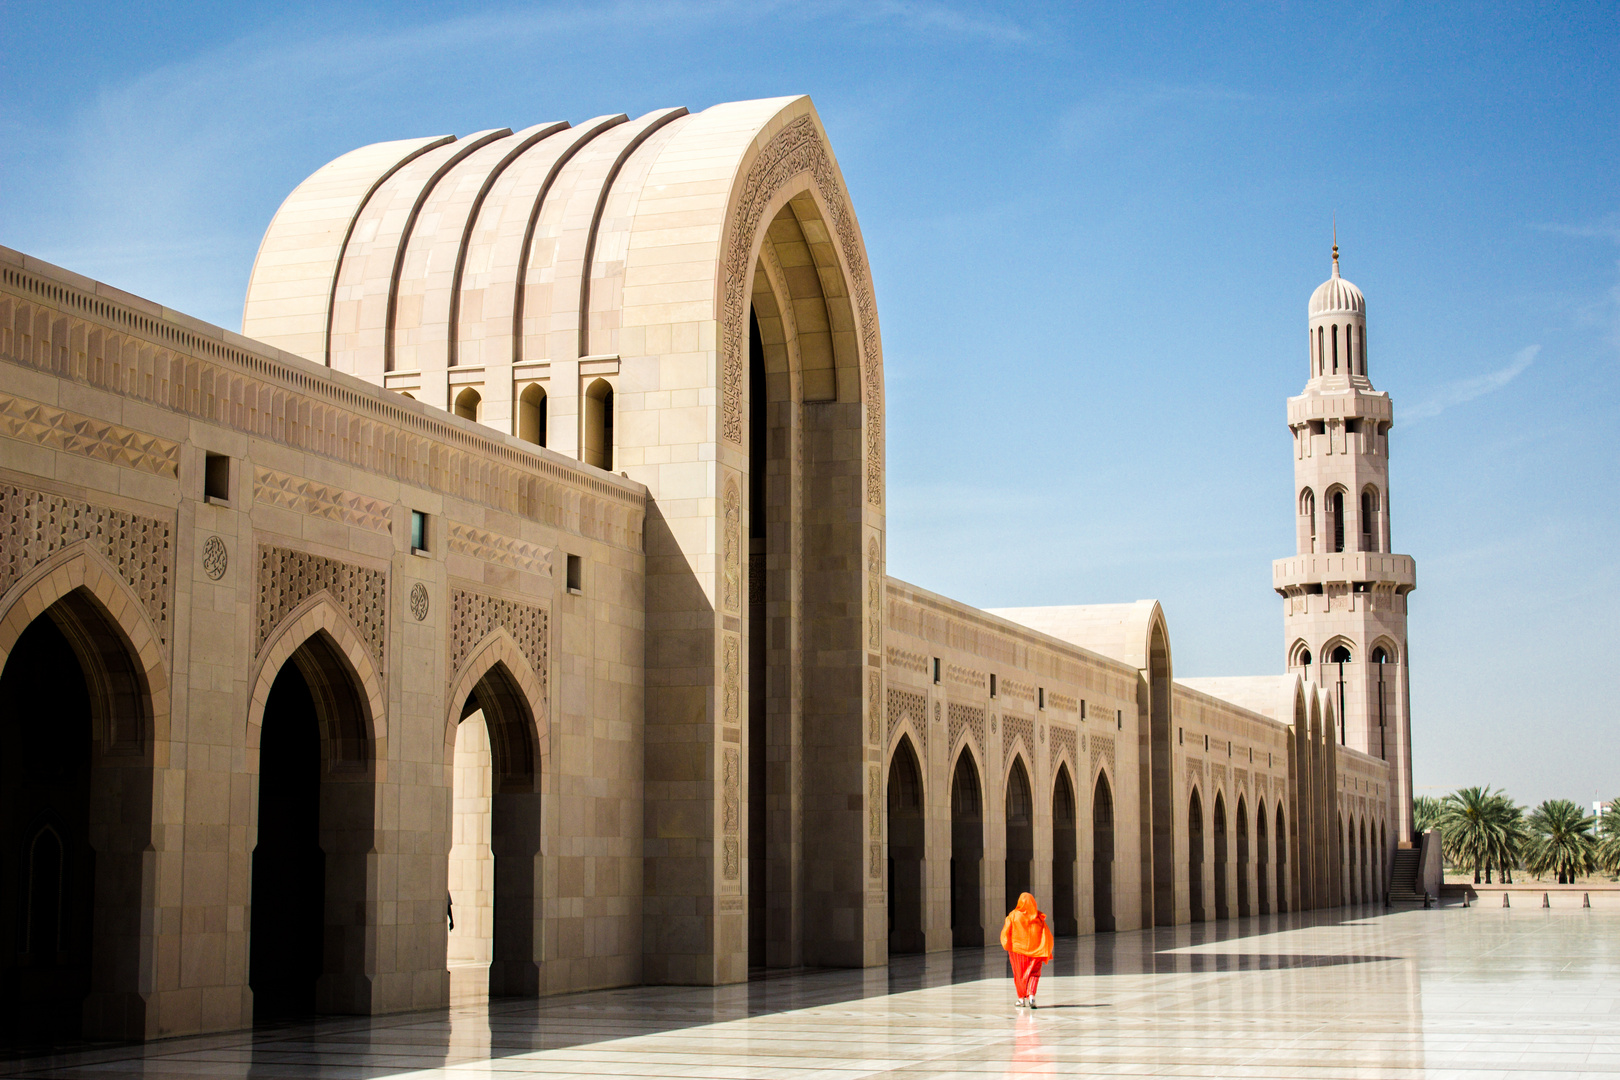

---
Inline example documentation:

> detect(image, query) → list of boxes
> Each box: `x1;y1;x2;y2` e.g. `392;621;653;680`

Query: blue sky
2;2;1615;808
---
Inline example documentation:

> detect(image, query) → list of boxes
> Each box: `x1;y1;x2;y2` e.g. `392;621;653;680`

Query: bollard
1584;893;1591;909
1542;892;1550;909
1462;892;1470;908
1503;892;1510;908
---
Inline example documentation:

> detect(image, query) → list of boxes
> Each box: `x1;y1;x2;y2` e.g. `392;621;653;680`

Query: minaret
1273;240;1416;841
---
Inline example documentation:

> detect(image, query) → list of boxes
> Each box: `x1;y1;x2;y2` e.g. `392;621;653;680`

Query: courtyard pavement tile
2;904;1616;1079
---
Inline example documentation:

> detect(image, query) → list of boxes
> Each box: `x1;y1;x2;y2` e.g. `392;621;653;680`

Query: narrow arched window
1331;325;1339;373
1317;327;1324;375
1300;488;1316;554
1330;489;1345;552
518;384;547;447
1359;324;1366;373
583;379;614;471
453;387;481;422
1360;486;1380;552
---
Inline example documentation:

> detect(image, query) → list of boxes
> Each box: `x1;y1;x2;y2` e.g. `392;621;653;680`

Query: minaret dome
1306;242;1368;381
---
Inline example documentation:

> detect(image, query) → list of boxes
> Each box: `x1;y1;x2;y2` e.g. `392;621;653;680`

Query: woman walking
1000;892;1054;1008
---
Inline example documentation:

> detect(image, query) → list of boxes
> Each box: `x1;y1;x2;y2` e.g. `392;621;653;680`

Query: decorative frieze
447;523;548;575
1048;691;1077;713
254;467;392;534
0;483;173;649
722;477;740;614
0;391;180;478
885;646;928;675
867;538;882;651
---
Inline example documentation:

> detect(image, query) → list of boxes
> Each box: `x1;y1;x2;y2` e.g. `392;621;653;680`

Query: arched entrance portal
1276;806;1289;913
950;752;984;947
1236;798;1251;918
447;659;542;996
1257;802;1270;915
1213;793;1229;920
1091;772;1115;933
1051;766;1077;937
886;737;925;955
0;588;153;1044
1004;759;1034;913
251;630;375;1019
1188;789;1205;922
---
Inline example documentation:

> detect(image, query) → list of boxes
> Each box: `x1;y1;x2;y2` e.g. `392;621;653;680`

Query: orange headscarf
1000;892;1054;959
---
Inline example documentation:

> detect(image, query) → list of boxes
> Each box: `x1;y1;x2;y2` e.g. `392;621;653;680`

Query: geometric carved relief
257;545;387;673
723;632;740;728
0;392;181;478
722;746;740;836
448;587;549;696
253;467;392;533
886;686;927;758
948;702;985;760
1090;732;1117;783
1186;756;1205;797
868;764;882;879
721;116;884;507
1002;713;1034;768
866;537;881;652
885;647;928;675
1049;724;1077;776
868;670;881;745
722;477;740;614
0;483;173;649
447;522;548;574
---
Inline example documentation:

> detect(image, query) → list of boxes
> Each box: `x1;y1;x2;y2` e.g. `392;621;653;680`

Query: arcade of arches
0;95;1397;1043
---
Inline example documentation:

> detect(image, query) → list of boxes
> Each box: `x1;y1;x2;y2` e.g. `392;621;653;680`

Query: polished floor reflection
6;905;1619;1078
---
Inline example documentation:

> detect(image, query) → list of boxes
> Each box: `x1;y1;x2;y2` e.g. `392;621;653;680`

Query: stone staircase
1388;847;1426;902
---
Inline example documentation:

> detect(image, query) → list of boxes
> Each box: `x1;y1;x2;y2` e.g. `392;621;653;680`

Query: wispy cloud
1530;211;1620;241
1405;344;1539;421
1056;83;1254;152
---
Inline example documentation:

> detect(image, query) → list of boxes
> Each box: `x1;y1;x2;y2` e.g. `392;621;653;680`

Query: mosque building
0;95;1409;1042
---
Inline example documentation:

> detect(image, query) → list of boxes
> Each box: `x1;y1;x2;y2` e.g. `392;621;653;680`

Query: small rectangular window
566;553;582;593
1205;734;1209;752
410;510;428;554
1080;700;1086;720
1227;740;1233;757
932;657;941;685
1038;687;1045;710
204;453;231;503
989;674;997;699
1178;726;1183;746
1116;709;1122;730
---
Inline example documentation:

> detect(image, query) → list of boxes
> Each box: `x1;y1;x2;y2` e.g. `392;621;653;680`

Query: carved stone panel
254;467;391;533
1090;732;1117;784
722;746;740;835
948;702;985;761
0;392;180;478
867;670;881;745
1002;714;1035;768
886;686;927;757
722;632;740;727
722;477;740;614
448;587;548;693
1049;724;1077;777
258;545;387;672
0;483;174;650
866;537;881;652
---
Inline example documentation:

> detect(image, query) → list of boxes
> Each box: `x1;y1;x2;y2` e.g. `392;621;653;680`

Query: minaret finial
1332;217;1339;275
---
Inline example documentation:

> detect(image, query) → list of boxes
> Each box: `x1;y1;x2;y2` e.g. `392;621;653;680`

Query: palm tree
1524;799;1597;884
1489;793;1528;884
1414;795;1442;835
1598;799;1620;877
1438;786;1522;884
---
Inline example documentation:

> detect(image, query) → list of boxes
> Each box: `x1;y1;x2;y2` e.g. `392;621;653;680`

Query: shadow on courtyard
0;904;1400;1078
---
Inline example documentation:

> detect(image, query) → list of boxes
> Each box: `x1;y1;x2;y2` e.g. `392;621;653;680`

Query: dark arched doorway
1004;758;1033;913
950;752;983;947
1257;801;1270;915
1213;793;1228;920
1091;772;1115;933
0;590;152;1044
1051;766;1077;937
1276;806;1289;913
1188;788;1205;922
1236;798;1251;918
449;660;542;996
886;737;925;955
251;630;375;1020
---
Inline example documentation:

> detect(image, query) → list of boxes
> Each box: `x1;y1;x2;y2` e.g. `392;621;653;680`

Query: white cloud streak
1405;344;1539;421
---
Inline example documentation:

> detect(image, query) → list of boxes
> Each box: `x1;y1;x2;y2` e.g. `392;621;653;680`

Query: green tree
1438;786;1523;884
1598;799;1620;877
1414;795;1442;835
1524;799;1598;884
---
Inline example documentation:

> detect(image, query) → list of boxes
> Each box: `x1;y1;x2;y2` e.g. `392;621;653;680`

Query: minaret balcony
1272;551;1416;593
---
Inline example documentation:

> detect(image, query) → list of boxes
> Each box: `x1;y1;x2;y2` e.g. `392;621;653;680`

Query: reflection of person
1000;892;1054;1008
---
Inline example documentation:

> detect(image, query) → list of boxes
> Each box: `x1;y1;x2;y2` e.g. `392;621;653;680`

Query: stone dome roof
1309;248;1364;316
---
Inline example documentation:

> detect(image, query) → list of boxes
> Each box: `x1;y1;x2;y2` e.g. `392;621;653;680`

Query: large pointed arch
444;625;549;787
248;595;386;767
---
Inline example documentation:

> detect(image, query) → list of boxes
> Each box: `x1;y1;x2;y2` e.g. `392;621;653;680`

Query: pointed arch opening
1004;757;1034;913
0;586;155;1042
582;378;614;470
1188;787;1206;923
1236;796;1251;918
1276;805;1289;913
517;383;547;446
950;750;984;947
1257;800;1270;915
1051;765;1078;937
453;386;482;422
886;736;925;955
448;657;542;997
250;628;376;1019
1091;769;1115;933
1146;618;1174;926
1213;792;1229;920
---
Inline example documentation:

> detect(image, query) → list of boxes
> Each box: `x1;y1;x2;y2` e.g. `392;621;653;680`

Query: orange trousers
1009;952;1045;998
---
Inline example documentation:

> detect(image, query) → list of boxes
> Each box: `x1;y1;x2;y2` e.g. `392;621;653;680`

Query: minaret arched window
1359;324;1366;374
1360;486;1381;552
1329;644;1352;745
1299;488;1316;553
1331;325;1339;373
1317;327;1324;375
1371;645;1393;761
1328;488;1346;553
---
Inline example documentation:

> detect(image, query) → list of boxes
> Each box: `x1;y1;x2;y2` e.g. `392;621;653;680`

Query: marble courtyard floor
5;904;1617;1079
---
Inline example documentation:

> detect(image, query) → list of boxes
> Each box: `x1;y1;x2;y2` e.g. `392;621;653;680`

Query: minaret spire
1332;217;1339;276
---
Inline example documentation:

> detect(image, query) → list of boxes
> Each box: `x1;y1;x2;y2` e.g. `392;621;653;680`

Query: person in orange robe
1000;892;1054;1008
